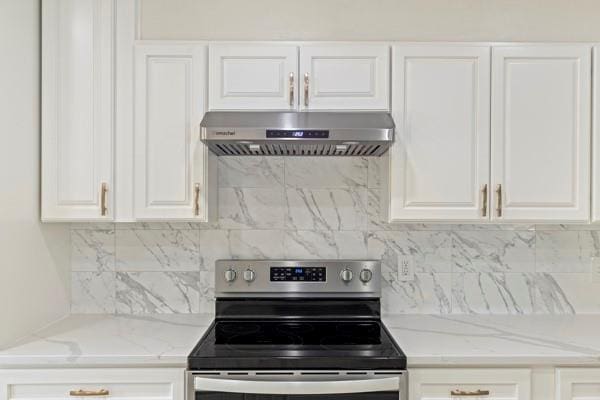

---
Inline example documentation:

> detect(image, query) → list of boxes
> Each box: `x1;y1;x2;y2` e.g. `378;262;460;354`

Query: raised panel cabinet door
0;368;184;400
41;0;114;221
491;45;592;222
557;368;600;400
593;47;600;223
409;368;531;400
299;44;390;110
135;44;216;221
387;45;491;221
208;44;298;110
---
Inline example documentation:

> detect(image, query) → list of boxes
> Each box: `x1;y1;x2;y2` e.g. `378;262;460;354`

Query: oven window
197;391;399;400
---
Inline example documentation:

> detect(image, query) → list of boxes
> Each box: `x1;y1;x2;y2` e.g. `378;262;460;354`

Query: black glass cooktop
188;319;406;370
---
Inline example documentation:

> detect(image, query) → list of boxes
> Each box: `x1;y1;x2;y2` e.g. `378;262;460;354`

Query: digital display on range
266;130;329;139
270;267;326;282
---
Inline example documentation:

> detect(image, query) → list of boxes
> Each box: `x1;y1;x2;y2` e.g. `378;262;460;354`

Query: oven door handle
194;376;400;394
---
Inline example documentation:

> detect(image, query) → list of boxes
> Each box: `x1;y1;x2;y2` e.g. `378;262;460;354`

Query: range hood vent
200;112;394;157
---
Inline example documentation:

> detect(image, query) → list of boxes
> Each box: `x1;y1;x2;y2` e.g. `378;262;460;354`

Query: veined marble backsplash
71;157;600;315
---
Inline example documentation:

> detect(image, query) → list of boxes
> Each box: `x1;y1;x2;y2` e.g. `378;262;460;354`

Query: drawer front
409;369;531;400
299;44;390;110
0;368;184;400
557;368;600;400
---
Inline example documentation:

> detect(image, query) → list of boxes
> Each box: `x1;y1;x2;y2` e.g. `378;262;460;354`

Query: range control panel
270;267;326;282
215;260;381;298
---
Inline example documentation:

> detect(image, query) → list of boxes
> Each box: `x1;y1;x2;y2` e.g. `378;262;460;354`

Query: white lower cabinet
409;369;531;400
557;368;600;400
0;368;185;400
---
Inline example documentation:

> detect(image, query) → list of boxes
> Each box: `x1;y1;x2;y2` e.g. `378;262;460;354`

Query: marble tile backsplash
71;157;600;315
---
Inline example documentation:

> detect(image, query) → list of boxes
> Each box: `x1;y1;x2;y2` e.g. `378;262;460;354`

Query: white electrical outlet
592;257;600;283
397;256;415;282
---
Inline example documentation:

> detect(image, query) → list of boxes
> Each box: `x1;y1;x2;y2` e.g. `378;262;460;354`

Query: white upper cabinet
135;44;216;221
593;46;600;223
42;0;114;221
0;368;184;400
387;45;491;221
208;44;298;110
491;45;591;222
409;368;531;400
299;44;390;110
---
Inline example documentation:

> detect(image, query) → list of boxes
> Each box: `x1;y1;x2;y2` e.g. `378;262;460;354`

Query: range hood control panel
266;129;329;138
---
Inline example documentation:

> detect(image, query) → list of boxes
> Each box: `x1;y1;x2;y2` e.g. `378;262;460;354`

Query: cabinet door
134;44;216;221
491;45;591;222
557;368;600;400
0;368;184;400
208;44;298;110
593;47;600;223
299;44;390;110
387;45;491;221
41;0;114;221
409;369;531;400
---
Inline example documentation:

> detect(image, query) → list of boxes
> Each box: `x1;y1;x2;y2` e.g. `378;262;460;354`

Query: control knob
243;269;256;282
359;268;373;283
340;268;354;283
224;268;237;283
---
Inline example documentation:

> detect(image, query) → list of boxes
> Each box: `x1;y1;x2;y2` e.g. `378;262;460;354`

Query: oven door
189;371;407;400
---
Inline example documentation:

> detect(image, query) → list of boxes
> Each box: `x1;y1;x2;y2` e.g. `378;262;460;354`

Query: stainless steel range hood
200;112;394;156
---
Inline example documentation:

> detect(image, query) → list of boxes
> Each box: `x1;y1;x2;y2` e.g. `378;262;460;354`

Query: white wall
140;0;600;41
0;0;70;347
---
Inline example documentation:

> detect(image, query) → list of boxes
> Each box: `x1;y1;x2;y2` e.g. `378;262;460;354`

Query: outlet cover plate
397;255;415;282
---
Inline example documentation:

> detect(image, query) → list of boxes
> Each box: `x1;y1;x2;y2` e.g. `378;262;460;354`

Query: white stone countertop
383;314;600;366
2;313;600;368
0;314;213;367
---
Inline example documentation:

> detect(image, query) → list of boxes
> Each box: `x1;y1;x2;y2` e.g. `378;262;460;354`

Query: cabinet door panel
300;44;390;110
409;369;531;400
388;45;490;221
491;45;591;222
557;368;600;400
209;44;298;110
42;0;114;221
135;44;215;221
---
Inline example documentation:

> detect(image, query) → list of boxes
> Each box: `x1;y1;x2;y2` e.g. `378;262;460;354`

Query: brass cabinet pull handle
289;72;294;107
194;183;200;216
304;72;309;107
451;389;490;396
69;389;110;397
495;184;502;217
481;184;488;217
100;182;108;216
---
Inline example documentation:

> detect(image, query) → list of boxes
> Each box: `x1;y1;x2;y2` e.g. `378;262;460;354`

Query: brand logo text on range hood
200;111;395;157
214;131;236;136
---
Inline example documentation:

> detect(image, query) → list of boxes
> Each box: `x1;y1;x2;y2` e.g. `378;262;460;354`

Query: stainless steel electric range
188;260;407;400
